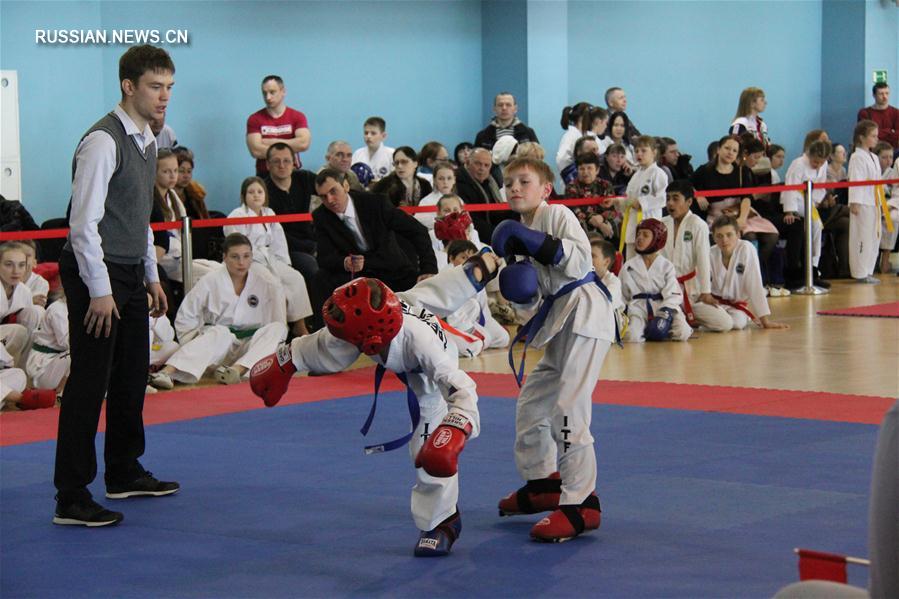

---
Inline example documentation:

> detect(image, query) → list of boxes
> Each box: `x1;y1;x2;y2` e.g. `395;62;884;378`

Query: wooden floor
377;274;897;399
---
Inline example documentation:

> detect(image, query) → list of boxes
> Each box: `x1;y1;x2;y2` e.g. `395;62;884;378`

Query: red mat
817;301;899;318
2;368;892;447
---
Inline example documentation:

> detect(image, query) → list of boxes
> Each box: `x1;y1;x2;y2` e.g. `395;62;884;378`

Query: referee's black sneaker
106;472;180;499
53;498;123;527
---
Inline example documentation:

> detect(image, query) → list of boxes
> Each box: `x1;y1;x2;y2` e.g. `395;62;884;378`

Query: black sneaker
53;498;124;527
106;472;180;499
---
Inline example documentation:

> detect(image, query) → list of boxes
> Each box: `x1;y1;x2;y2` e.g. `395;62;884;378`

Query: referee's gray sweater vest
65;112;156;264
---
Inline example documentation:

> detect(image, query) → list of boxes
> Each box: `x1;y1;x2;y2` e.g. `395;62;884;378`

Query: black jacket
312;191;438;280
474;121;539;150
265;170;317;254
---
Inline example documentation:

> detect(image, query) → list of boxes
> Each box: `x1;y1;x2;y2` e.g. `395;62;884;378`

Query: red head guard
32;262;61;292
323;278;403;355
635;218;668;255
434;211;473;242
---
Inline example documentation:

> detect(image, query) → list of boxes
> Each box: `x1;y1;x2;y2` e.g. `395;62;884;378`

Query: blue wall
567;0;822;166
481;1;528;124
865;0;899;96
822;0;866;147
1;0;483;223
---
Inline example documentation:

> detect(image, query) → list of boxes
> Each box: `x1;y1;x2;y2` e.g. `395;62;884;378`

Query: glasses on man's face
394;159;413;167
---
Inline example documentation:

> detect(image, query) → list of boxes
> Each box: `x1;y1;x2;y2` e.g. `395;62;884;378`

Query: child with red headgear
619;218;693;343
249;252;500;557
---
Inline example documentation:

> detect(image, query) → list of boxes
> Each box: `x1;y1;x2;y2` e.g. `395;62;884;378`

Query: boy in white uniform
490;157;616;543
661;180;732;332
1;341;56;411
25;297;70;393
148;233;288;389
710;216;789;330
442;240;509;358
620;219;693;343
249;251;501;556
351;116;394;181
848;120;883;283
877;144;899;274
621;136;667;259
781;140;832;280
21;241;49;308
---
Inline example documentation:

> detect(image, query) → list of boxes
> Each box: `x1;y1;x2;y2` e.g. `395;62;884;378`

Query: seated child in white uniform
620;219;692;343
661;180;734;332
442;240;510;357
589;236;626;332
20;240;49;309
781;139;832;281
224;177;313;337
1;242;45;362
416;161;456;230
709;216;789;330
249;250;501;557
25;294;70;394
148;233;288;389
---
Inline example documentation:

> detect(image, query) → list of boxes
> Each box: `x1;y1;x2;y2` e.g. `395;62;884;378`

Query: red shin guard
530;492;601;543
19;389;57;410
498;472;562;516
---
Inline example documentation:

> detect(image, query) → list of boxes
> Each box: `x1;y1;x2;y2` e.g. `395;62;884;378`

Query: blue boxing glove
644;307;675;341
499;260;539;304
491;220;563;266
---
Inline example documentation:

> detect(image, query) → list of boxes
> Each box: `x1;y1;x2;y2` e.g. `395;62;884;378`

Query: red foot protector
415;413;471;477
498;472;561;516
530;492;601;543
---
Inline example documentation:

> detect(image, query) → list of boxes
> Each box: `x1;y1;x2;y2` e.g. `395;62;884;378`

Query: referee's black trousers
54;251;150;504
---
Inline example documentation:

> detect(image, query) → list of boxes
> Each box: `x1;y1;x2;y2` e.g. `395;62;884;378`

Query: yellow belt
619;204;643;253
876;185;894;233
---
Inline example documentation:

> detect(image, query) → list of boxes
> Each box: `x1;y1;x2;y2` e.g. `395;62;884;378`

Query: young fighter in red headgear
619;218;693;343
249;251;499;557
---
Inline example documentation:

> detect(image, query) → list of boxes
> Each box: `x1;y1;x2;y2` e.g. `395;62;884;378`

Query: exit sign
873;70;888;84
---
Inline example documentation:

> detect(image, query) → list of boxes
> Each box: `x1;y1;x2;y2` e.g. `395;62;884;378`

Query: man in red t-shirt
246;75;311;176
858;83;899;149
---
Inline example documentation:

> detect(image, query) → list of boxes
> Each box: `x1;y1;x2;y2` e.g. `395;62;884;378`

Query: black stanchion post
793;179;828;295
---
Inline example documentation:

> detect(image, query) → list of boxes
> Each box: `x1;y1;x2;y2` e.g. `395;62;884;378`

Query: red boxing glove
19;389;56;410
415;413;472;477
250;344;297;407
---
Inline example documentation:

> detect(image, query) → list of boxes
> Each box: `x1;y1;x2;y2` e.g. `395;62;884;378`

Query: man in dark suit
455;148;509;242
311;168;437;319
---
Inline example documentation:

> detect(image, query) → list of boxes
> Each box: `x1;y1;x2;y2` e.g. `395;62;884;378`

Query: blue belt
360;364;421;455
508;271;618;387
633;292;663;319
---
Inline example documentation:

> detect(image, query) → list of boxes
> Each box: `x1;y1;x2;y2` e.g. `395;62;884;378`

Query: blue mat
0;395;877;598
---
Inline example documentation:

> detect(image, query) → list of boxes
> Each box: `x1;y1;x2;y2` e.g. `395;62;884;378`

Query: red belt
439;318;485;344
676;271;697;327
712;295;756;322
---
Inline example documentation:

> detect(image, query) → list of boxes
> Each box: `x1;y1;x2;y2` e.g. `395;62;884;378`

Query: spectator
858;82;899;149
599;143;633;195
322;140;364;191
599;112;636;165
691;135;779;287
371;146;433;207
474;92;539;151
418;141;449;183
875;142;898;273
263;143;319;282
0;194;39;232
828;143;848;183
173;147;209;219
311;169;438;315
589;106;609;140
657;137;694;182
224;177;312;337
148;233;288;389
555;102;593;175
604;87;641;139
565;153;618;243
453;142;474;168
149;116;176;149
455;148;507;241
417;160;456;229
819;144;851;279
730;87;770;148
351;116;394;181
246;75;311;176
